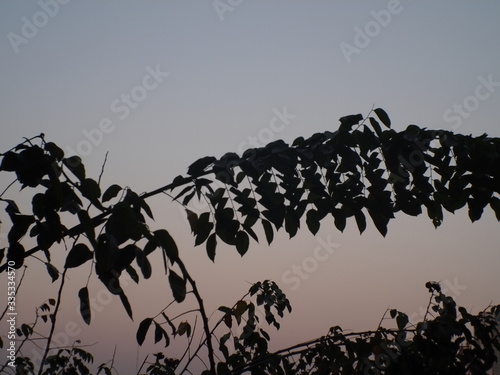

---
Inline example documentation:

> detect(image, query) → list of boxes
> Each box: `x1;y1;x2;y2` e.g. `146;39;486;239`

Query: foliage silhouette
0;109;499;374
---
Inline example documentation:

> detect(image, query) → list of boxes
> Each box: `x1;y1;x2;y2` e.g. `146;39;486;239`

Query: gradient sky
1;1;500;373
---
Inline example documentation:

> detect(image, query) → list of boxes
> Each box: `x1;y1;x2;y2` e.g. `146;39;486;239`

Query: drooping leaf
194;213;213;246
168;270;186;303
79;178;104;210
155;229;178;263
490;197;500;221
136;249;152;279
119;292;133;320
125;265;140;284
177;321;191;337
154;322;163;344
306;209;320;235
65;243;93;269
63;156;86;181
206;232;217;262
78;287;91;324
186;209;198;233
136;318;153;346
235;231;249;256
354;210;367;234
46;263;59;282
374;108;391;128
369;117;383;136
262;219;274;245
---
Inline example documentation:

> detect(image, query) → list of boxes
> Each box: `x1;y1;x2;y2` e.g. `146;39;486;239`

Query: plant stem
37;268;68;375
175;258;216;374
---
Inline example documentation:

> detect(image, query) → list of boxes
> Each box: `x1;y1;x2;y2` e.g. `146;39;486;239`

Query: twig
37;268;68;375
136;354;148;375
175;258;216;374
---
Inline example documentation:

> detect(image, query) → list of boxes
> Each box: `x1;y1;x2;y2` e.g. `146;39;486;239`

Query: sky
1;1;500;373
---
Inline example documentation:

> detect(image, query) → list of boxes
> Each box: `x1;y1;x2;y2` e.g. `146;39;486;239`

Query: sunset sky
1;1;500;373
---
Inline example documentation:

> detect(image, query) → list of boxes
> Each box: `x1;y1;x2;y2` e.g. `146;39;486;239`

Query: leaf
262;219;274;245
374;108;391;128
63;156;86;181
177;321;191;337
154;322;163;344
136;249;152;279
125;265;139;283
306;209;320;235
490;196;500;221
65;243;93;268
206;232;217;262
367;209;389;237
21;323;33;337
332;209;346;232
168;270;186;303
46;263;59;282
235;231;249;256
143;238;157;256
119;292;133;320
155;229;178;263
354;210;367;234
223;313;232;329
78;287;91;324
79;178;104;210
44;142;64;161
102;184;122;202
186;209;198;233
369;117;383;136
195;213;213;246
136;318;153;346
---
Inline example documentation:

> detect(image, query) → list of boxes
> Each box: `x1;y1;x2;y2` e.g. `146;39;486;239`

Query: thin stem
0;179;17;198
136;354;149;375
97;152;109;186
37;268;68;375
175;258;216;374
